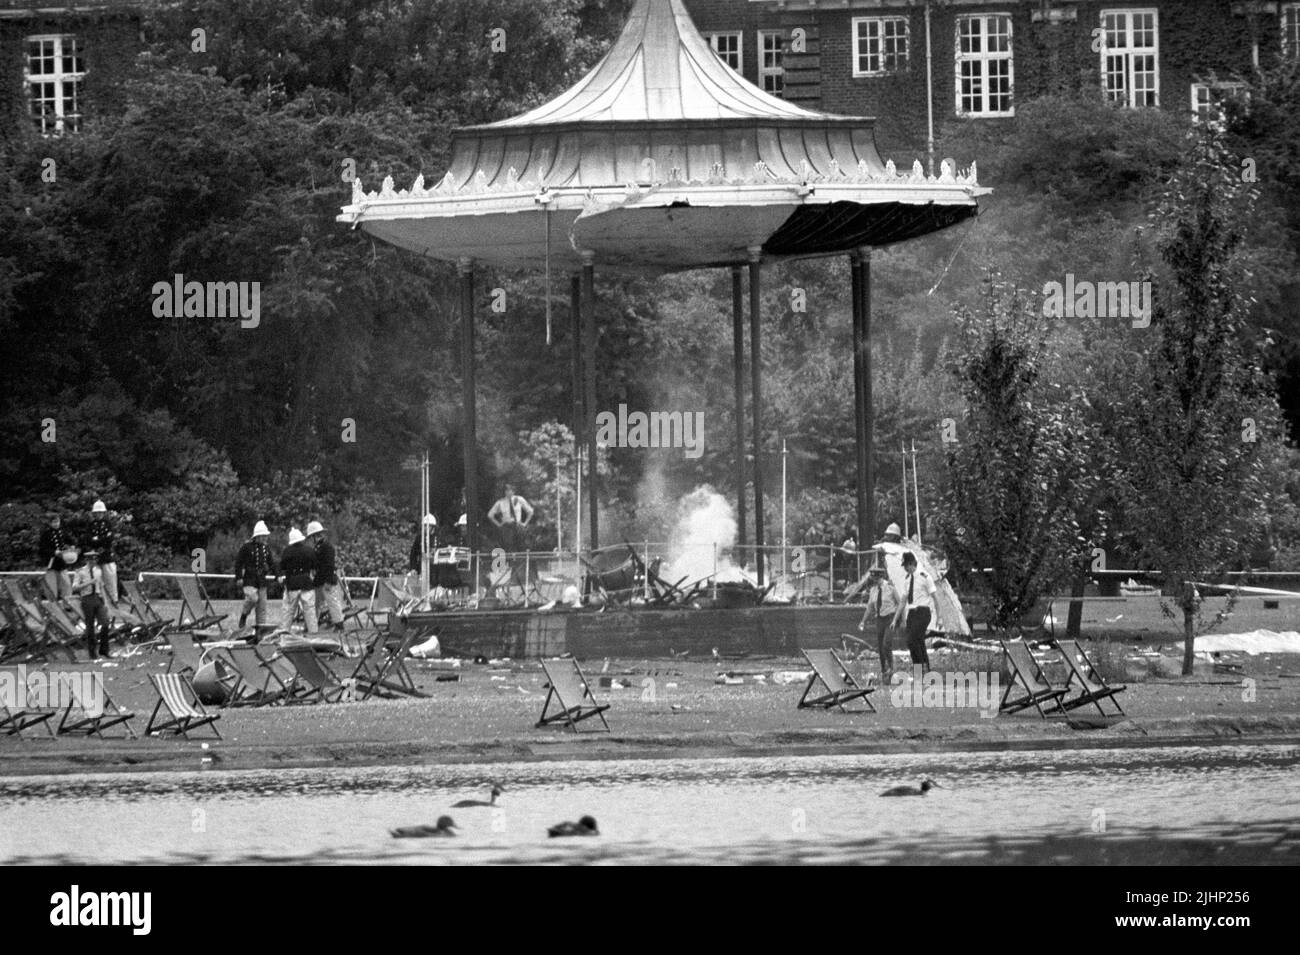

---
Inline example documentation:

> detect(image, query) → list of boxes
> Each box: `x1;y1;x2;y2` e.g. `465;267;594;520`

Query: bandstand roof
339;0;986;273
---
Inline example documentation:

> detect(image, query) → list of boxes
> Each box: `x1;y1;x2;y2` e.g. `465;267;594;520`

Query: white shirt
901;570;937;615
489;495;533;526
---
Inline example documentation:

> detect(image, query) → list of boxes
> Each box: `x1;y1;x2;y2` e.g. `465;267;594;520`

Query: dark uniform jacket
85;518;116;563
234;539;277;589
279;541;316;591
38;525;73;570
312;538;338;587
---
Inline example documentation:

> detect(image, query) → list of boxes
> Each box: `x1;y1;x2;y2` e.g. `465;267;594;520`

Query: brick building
683;0;1289;156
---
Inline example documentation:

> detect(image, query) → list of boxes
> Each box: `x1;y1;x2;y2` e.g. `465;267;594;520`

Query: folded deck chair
278;646;348;704
1054;640;1127;717
145;673;221;738
1;703;55;738
216;645;294;706
1000;638;1069;718
121;580;175;634
57;677;137;739
0;585;70;663
0;665;56;737
348;628;426;700
536;658;610;732
797;648;878;711
105;591;168;642
176;575;228;633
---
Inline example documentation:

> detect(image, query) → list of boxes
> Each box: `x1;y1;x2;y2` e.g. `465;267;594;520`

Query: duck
452;784;503;808
390;815;458;838
880;779;942;797
547;815;599;838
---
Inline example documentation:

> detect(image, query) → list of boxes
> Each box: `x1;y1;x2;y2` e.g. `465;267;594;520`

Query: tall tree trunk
1066;571;1086;639
1181;582;1196;676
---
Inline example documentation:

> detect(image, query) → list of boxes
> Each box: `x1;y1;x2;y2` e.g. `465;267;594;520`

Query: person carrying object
38;512;74;600
85;500;119;605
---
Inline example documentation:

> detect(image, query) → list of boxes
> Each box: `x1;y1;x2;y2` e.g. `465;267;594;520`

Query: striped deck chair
57;677;137;739
536;658;610;733
145;673;221;738
1054;640;1127;717
797;648;877;712
176;575;228;633
216;645;294;706
278;647;349;704
1000;639;1069;718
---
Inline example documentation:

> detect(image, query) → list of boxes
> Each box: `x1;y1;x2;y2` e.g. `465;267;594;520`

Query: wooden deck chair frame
797;648;877;711
164;631;210;676
999;639;1068;718
176;575;228;633
217;645;294;706
1;703;55;738
145;673;221;739
336;570;369;632
278;646;348;704
342;631;401;700
536;658;611;733
1054;639;1127;717
0;586;71;663
57;679;138;739
353;627;427;700
121;580;174;633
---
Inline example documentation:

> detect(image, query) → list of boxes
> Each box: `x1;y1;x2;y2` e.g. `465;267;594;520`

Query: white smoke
664;486;754;586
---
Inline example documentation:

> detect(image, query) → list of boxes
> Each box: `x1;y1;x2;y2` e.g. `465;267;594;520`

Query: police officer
85;500;119;604
306;520;343;631
234;520;276;630
279;527;318;633
71;550;112;660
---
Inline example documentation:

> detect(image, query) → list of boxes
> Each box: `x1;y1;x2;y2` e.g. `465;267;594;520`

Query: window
1284;4;1300;57
1191;81;1247;121
758;31;784;95
25;34;84;134
853;17;909;76
708;32;742;72
1100;9;1159;108
955;15;1013;116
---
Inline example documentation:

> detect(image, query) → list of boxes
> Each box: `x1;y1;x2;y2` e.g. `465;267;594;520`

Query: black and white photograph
0;0;1296;899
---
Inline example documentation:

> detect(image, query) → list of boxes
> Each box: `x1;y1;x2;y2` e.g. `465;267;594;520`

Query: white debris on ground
1180;630;1300;655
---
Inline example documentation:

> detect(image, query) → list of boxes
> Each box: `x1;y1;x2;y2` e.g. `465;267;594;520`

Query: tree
1123;125;1281;675
937;277;1096;630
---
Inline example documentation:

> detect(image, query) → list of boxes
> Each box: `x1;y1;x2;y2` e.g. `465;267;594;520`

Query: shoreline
4;713;1299;778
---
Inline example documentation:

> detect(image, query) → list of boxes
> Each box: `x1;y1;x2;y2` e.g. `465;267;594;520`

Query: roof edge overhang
454;115;879;136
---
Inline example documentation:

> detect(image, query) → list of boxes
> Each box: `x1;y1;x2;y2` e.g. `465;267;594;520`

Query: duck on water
390;815;458;838
452;785;503;808
548;816;599;838
879;779;942;797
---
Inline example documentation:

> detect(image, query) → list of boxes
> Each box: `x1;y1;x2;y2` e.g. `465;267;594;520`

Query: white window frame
1190;81;1248;121
852;16;910;77
24;33;85;135
1283;3;1300;57
758;30;785;96
955;14;1014;117
707;32;743;73
1100;9;1159;108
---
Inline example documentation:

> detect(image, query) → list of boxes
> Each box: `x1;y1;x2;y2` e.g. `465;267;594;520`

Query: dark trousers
874;615;894;678
80;594;111;658
905;607;932;670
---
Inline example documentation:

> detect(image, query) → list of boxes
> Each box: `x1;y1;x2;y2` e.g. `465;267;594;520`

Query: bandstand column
731;265;747;548
458;257;479;558
581;252;599;551
570;273;583;530
852;247;875;547
747;246;765;586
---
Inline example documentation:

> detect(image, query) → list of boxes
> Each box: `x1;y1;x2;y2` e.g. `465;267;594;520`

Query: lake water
1;744;1297;864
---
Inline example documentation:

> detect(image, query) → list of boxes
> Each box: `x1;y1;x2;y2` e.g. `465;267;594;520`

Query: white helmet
884;523;901;536
457;513;467;526
252;520;270;537
287;527;305;545
305;520;325;537
423;513;438;526
91;500;107;514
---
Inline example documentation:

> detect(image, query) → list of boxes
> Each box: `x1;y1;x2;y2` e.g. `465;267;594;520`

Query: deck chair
278;646;348;704
536;658;610;733
164;631;209;675
0;585;70;662
216;645;294;706
1054;640;1127;717
121;580;175;634
0;665;56;738
105;590;168;641
348;628;426;700
334;572;369;632
797;648;877;711
57;677;137;739
1000;638;1069;718
176;575;228;632
145;673;221;738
